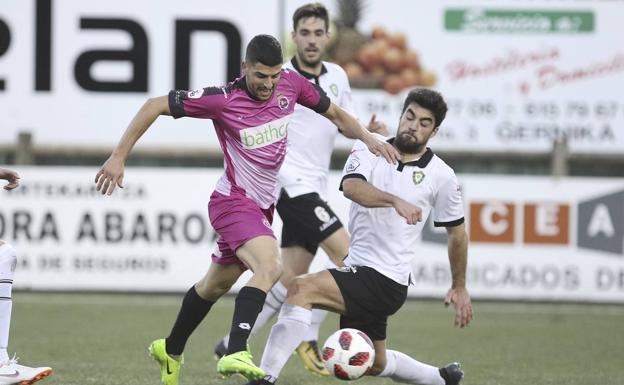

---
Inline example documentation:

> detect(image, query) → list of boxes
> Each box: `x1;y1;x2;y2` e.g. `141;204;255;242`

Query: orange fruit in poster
344;62;364;78
399;68;421;86
387;33;407;51
420;70;437;87
383;74;404;94
402;51;421;71
371;26;387;40
383;48;403;72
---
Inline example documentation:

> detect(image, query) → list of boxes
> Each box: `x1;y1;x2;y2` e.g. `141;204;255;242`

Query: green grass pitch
11;292;624;385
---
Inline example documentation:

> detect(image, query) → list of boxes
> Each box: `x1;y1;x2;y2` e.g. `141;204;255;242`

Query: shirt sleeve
339;139;377;190
433;173;465;227
291;72;331;114
168;87;226;119
339;72;355;115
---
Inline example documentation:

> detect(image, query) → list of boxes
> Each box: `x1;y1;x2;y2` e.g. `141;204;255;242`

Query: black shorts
276;189;343;255
329;265;408;341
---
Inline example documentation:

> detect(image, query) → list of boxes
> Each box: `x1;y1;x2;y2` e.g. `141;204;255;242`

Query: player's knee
368;354;387;376
255;258;283;285
285;276;314;305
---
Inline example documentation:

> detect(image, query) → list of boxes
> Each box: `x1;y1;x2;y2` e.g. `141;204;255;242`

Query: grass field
11;292;624;385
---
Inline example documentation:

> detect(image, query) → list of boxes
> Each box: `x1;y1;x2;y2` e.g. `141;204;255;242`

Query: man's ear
241;61;248;75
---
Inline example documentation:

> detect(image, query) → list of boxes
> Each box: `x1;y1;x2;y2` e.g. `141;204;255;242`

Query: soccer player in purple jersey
95;34;399;385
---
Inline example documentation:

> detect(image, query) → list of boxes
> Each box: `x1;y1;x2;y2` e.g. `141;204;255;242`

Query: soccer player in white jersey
0;168;53;385
245;88;473;385
95;34;398;385
213;3;387;376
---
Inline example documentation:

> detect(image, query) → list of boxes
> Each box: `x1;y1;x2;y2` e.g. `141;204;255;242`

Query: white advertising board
2;167;623;302
1;1;623;154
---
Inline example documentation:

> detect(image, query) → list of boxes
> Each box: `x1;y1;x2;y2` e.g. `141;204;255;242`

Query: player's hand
95;155;125;196
0;168;20;190
363;133;400;164
444;286;473;328
367;114;389;136
392;197;422;225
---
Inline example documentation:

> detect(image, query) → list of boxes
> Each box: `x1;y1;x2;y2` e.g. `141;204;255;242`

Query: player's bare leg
217;236;282;381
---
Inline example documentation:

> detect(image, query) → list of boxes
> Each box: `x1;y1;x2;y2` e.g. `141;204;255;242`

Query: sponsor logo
444;9;594;33
335;266;357;274
262;218;271;229
277;94;290;110
330;84;339;97
314;206;331;223
187;88;204;99
346;159;360;173
166;360;173;375
412;171;425;185
240;115;291;149
238;322;251;330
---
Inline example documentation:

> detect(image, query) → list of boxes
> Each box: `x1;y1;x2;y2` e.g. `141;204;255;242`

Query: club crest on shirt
413;171;425;185
330;84;339;97
346;159;360;172
277;94;290;110
187;88;204;99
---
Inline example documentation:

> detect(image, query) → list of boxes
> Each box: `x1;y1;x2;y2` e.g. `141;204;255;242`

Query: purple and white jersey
169;69;330;209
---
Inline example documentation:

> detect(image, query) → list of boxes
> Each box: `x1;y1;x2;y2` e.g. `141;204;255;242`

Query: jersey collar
387;137;434;170
290;57;327;85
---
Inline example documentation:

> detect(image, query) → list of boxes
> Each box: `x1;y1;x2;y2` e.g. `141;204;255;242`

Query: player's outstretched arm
322;103;399;164
95;95;171;196
342;178;422;225
0;167;20;190
443;223;473;328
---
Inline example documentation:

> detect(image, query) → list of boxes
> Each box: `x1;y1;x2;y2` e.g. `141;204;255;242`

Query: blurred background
2;1;624;385
1;1;623;302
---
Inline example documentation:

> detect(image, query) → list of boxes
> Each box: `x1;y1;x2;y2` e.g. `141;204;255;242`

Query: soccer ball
321;328;375;380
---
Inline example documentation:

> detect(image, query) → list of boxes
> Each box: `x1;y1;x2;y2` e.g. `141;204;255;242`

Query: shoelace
0;353;20;367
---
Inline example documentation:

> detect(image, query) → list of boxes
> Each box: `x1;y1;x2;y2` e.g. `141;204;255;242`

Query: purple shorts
208;190;275;271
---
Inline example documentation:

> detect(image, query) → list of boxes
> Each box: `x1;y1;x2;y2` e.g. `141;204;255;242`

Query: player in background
95;35;399;385
245;88;473;385
0;167;53;385
213;3;388;377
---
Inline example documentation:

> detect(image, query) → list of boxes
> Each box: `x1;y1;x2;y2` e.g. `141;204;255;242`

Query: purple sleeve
168;87;226;119
290;72;331;113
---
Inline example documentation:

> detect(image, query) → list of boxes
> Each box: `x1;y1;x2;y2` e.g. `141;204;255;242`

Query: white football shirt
279;57;355;199
340;137;465;285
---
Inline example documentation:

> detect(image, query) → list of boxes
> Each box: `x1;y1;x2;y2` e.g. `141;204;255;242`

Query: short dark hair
245;34;283;66
402;88;448;127
293;3;329;31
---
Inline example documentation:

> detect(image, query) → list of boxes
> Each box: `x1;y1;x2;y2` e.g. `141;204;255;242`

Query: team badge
330;84;339;97
187;88;204;99
346;159;360;172
277;94;290;110
413;171;425;185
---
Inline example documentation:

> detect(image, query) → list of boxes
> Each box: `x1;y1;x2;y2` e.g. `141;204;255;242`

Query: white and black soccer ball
321;328;375;380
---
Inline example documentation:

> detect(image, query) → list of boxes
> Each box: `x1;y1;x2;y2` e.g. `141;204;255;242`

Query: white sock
0;244;17;363
378;350;445;385
221;281;287;349
304;308;328;341
260;303;311;378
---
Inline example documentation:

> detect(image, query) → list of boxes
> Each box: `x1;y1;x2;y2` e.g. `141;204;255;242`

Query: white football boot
0;356;52;385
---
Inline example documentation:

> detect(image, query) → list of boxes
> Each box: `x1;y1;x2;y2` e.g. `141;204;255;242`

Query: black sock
226;286;267;354
166;286;215;355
